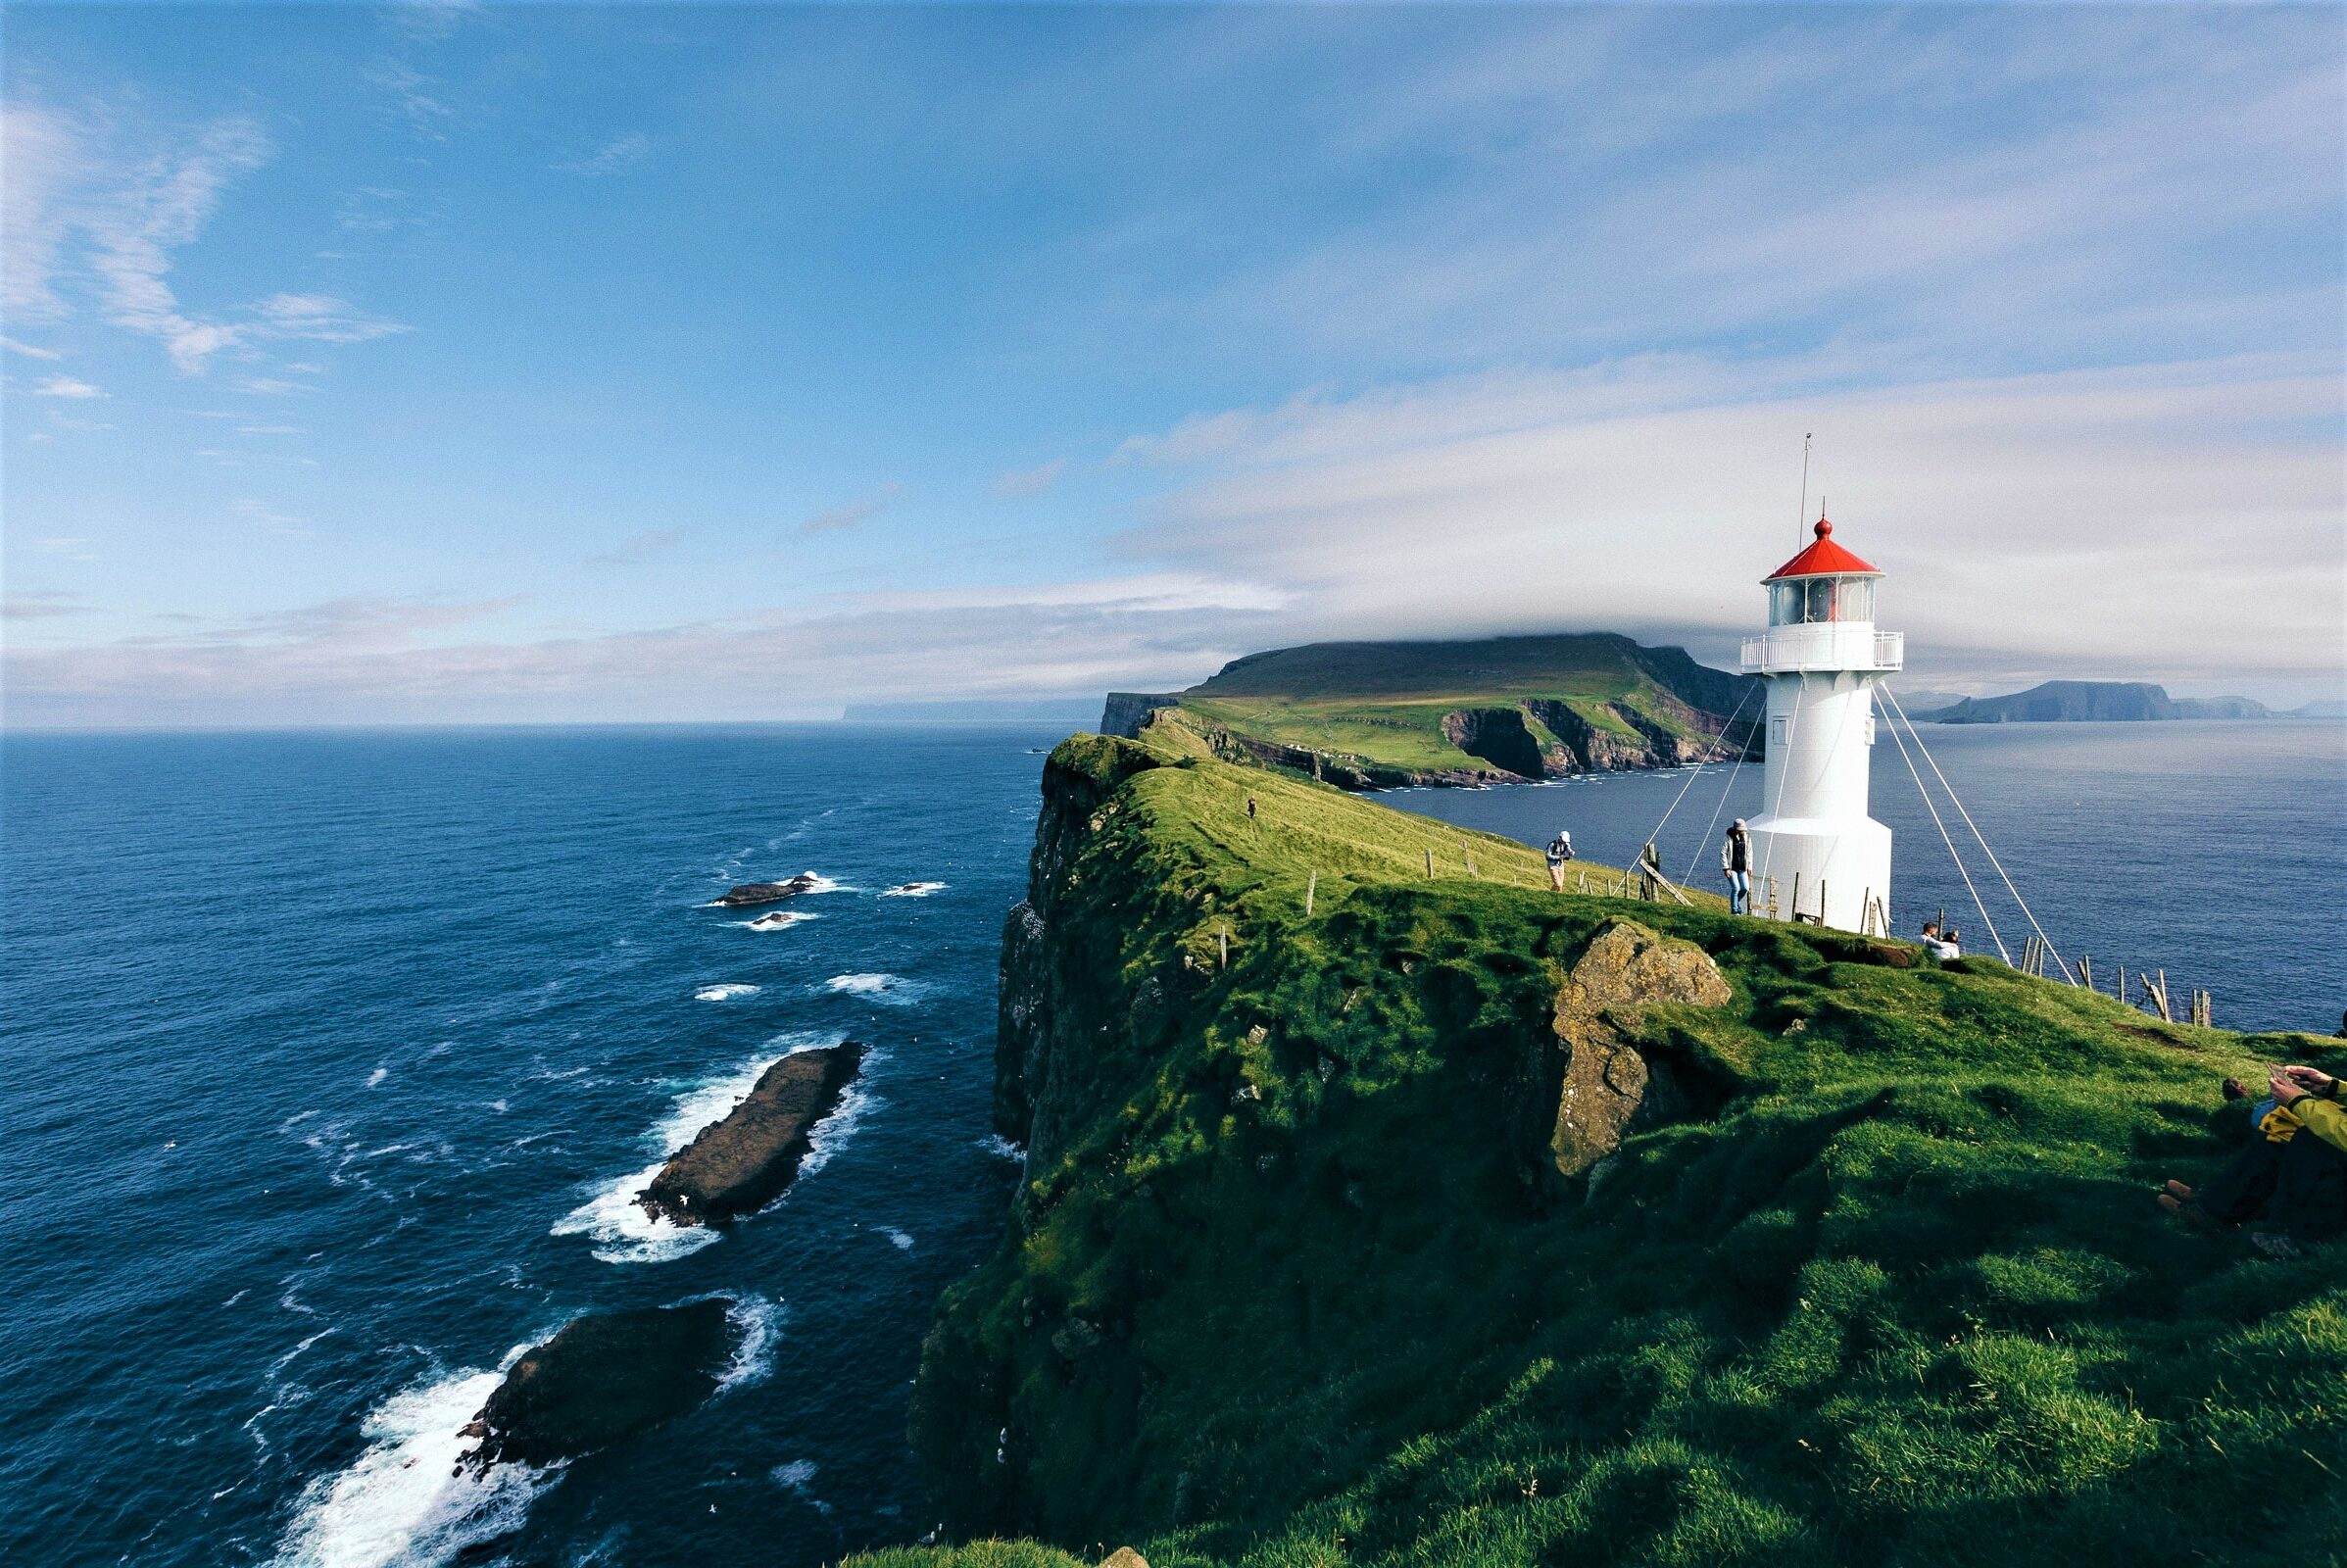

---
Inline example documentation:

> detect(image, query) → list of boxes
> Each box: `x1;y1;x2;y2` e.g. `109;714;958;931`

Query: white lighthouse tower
1740;514;1904;932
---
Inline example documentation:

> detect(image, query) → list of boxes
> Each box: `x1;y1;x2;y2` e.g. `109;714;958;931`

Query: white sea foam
694;983;761;1002
741;910;817;931
718;1296;785;1393
977;1134;1025;1162
877;881;948;898
793;1080;871;1182
770;1458;832;1514
821;972;919;1004
269;1365;551;1568
365;1068;387;1089
882;1227;915;1250
553;1034;849;1263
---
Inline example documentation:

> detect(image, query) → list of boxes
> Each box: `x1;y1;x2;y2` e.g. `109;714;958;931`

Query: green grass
868;733;2347;1568
1143;635;1745;782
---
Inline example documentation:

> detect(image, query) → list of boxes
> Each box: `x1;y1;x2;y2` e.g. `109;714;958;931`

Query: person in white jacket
1720;820;1751;914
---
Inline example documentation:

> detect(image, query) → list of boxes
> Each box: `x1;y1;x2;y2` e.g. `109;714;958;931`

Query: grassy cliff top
874;734;2346;1568
1112;634;1756;784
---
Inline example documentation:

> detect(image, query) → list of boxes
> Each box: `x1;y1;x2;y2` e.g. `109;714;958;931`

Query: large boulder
638;1044;862;1226
459;1299;736;1471
1547;919;1732;1176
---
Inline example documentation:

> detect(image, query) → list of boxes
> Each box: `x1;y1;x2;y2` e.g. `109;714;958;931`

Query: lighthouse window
1770;582;1802;625
1838;579;1876;622
1804;579;1834;622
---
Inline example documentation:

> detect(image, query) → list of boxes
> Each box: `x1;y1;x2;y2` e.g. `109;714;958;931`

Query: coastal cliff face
901;735;2347;1568
1095;633;1758;789
1934;680;2274;723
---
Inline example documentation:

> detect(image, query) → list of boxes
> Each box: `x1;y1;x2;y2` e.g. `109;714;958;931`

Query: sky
3;1;2342;727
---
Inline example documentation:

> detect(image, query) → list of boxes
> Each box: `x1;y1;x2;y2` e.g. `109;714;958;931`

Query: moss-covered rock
1547;918;1733;1176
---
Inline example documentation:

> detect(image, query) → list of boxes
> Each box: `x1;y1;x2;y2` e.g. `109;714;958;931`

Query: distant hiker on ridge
1720;819;1751;914
1545;829;1575;892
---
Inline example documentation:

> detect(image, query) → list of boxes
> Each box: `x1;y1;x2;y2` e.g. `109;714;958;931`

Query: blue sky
5;2;2342;725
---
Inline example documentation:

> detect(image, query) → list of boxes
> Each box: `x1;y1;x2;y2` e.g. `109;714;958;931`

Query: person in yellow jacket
2160;1064;2347;1259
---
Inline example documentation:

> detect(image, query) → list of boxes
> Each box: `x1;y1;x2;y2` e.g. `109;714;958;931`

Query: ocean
2;718;2340;1568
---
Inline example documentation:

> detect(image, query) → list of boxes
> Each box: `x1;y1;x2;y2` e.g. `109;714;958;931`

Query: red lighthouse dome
1764;516;1882;582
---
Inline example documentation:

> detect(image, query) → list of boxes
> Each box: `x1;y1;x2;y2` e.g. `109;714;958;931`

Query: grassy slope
873;736;2347;1568
1158;635;1726;776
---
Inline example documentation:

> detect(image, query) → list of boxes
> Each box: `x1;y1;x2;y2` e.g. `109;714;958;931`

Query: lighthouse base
1743;814;1891;934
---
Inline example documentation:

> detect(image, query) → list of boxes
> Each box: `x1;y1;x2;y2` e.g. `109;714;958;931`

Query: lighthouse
1740;515;1904;932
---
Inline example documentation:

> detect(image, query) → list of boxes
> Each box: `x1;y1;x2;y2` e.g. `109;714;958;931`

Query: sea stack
637;1044;863;1226
458;1299;736;1472
715;872;821;906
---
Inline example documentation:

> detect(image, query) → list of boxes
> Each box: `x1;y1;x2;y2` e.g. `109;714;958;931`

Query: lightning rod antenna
1796;432;1813;547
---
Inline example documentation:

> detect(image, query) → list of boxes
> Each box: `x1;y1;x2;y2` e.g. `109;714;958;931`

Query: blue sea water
1393;719;2347;1035
2;718;2342;1568
0;725;1052;1568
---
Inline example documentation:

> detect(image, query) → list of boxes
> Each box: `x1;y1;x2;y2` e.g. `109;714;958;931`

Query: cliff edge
885;735;2345;1568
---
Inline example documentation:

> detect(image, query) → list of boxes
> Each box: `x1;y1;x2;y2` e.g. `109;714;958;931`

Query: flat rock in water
458;1299;735;1472
715;873;820;906
638;1044;863;1227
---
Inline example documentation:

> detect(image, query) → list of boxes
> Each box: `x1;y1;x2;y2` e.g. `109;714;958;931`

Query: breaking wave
821;973;920;1004
877;881;947;898
268;1363;551;1568
718;1295;784;1393
693;983;760;1002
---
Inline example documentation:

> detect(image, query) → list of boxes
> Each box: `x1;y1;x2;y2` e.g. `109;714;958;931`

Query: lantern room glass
1769;575;1878;625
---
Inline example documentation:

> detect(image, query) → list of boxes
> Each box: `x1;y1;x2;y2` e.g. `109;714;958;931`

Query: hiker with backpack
1545;829;1575;893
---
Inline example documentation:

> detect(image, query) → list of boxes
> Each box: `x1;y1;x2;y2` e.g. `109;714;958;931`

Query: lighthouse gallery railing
1740;626;1904;674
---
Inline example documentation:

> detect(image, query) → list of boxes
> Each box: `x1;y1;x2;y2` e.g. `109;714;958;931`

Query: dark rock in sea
715;872;820;906
457;1299;735;1472
637;1044;863;1227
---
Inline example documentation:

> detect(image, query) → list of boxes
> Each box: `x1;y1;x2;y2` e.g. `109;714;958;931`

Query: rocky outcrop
1545;919;1732;1176
715;872;821;906
458;1300;736;1472
1100;693;1181;739
1440;707;1548;778
637;1044;863;1226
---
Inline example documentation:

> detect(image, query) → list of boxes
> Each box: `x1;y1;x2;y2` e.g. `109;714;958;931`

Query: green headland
1103;634;1759;788
861;726;2346;1568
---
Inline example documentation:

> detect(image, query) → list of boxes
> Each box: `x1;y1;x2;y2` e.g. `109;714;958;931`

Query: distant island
842;699;1104;725
1923;680;2276;724
1102;633;1757;788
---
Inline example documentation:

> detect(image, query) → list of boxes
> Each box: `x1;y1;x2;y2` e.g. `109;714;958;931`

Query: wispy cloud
559;133;651;176
2;336;62;361
991;458;1067;499
31;375;104;398
2;591;93;621
4;104;409;376
799;483;902;536
585;526;686;566
233;499;313;538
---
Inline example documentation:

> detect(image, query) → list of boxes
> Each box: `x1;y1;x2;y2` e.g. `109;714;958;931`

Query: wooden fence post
1305;869;1316;918
1462;839;1476;879
1425;847;1434;878
1219;923;1230;971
